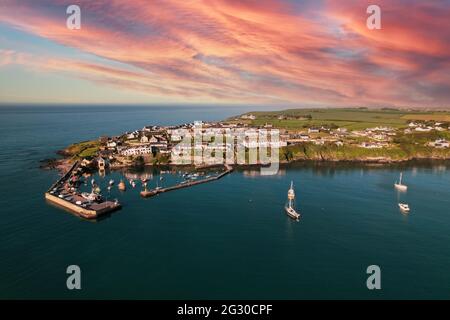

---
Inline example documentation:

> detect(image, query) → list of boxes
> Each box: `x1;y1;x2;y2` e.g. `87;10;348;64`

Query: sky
0;0;450;108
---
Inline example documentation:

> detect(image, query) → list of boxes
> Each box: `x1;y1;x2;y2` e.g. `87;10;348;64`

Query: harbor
45;159;233;217
44;161;122;219
140;165;233;198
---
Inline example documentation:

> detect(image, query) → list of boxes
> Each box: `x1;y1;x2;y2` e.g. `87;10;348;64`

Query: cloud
0;0;449;106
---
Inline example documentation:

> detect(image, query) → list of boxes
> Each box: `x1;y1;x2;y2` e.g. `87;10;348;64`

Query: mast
399;172;403;185
287;181;295;209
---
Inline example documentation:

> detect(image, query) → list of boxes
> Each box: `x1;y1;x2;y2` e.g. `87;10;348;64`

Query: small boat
118;180;126;191
81;192;99;201
398;203;410;212
131;181;136;188
109;179;115;186
394;172;408;191
284;181;300;220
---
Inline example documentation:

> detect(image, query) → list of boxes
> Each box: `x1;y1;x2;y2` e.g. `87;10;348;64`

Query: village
44;109;450;220
77;112;450;169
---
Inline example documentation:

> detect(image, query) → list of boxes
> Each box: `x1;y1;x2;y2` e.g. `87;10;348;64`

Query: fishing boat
118;180;126;191
284;181;300;220
398;203;410;212
394;172;408;191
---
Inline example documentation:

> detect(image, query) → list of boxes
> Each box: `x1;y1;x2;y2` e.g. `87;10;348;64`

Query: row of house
427;139;450;148
406;121;449;133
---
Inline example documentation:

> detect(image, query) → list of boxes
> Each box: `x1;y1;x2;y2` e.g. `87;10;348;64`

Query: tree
284;149;294;162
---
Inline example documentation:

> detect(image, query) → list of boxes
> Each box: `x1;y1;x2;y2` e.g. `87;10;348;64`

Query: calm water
1;105;450;299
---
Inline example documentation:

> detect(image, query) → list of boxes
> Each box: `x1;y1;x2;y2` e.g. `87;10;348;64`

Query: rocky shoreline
41;152;450;175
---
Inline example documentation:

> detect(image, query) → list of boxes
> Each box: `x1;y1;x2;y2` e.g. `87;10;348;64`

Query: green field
231;108;450;130
64;140;101;159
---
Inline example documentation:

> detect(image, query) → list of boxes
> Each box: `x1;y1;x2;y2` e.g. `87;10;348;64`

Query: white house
126;132;137;139
429;139;450;148
121;146;152;156
415;127;432;132
106;141;117;148
360;142;383;149
241;114;256;120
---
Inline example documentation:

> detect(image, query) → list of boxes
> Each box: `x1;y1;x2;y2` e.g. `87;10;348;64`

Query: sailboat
394;172;408;191
285;181;300;220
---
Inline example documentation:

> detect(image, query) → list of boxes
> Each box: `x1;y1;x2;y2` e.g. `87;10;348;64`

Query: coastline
40;107;450;173
41;153;450;176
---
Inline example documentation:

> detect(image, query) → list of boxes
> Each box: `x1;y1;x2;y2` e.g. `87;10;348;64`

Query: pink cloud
0;0;449;106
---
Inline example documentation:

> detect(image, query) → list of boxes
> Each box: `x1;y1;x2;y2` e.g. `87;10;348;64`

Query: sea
0;105;449;299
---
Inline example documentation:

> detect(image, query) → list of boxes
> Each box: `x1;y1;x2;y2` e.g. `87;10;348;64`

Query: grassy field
401;114;450;122
64;140;101;159
231;108;450;130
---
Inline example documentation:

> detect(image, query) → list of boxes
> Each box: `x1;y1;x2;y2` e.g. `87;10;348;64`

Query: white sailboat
394;172;408;191
285;181;300;220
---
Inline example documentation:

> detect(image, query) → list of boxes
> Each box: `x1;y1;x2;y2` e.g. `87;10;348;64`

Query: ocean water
0;105;450;299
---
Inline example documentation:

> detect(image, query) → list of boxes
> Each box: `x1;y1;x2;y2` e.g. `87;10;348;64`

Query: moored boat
284;181;300;220
394;172;408;191
118;180;126;191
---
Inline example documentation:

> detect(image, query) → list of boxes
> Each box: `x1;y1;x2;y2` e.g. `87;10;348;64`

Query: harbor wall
141;165;233;198
45;193;98;219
